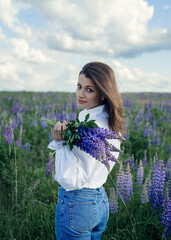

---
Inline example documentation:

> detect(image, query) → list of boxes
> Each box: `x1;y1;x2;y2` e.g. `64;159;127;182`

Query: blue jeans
55;186;109;240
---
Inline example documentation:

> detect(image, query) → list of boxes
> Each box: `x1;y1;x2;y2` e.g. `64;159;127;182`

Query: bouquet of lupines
42;114;125;170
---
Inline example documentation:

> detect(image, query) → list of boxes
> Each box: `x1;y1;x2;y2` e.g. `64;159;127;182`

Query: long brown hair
79;62;125;136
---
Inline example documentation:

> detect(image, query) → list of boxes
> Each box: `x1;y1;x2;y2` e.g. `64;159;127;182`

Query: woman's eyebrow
77;82;94;88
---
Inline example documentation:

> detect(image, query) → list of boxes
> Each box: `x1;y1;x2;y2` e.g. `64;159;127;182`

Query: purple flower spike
116;161;125;200
109;187;118;214
24;142;31;154
161;185;171;238
125;163;133;202
137;160;144;186
3;124;14;145
142;150;147;166
46;154;54;177
141;179;149;204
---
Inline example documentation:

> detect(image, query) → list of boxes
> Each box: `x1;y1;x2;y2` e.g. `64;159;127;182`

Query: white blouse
48;105;120;191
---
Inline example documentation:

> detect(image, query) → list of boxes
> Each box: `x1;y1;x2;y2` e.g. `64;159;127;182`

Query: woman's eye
77;84;81;89
87;88;93;92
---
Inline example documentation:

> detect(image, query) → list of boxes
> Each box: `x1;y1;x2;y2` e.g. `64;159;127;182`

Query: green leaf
85;114;90;122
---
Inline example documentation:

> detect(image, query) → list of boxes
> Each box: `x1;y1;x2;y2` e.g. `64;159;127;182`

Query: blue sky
0;0;171;92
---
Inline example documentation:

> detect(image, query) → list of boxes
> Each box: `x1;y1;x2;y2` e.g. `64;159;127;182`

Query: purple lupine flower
166;145;171;153
150;160;166;211
156;135;160;147
11;103;22;113
134;159;138;171
69;112;76;121
16;138;22;147
125;163;133;202
72;102;77;112
41;116;48;128
116;161;125;200
152;120;156;131
142;150;147;166
46;154;53;177
166;169;171;199
134;121;138;131
16;112;23;128
109;187;118;214
161;185;171;238
155;152;159;167
30;119;38;127
3;123;13;145
137;160;144;186
141;179;149;204
143;125;148;137
11;117;16;129
75;126;123;169
24;143;31;154
164;130;168;136
130;155;135;170
16;125;22;147
151;130;156;144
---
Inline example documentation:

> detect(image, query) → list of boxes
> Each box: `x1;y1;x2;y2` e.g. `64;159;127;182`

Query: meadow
0;91;170;240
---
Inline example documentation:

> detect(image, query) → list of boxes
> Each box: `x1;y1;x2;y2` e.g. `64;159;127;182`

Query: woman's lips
77;99;87;104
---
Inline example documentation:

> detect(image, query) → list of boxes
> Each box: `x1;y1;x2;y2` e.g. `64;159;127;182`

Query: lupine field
0;91;171;240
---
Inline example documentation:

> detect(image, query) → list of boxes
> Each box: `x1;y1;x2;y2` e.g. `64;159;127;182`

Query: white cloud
1;0;171;58
162;4;170;10
23;0;171;57
0;26;6;40
10;38;53;63
112;61;171;92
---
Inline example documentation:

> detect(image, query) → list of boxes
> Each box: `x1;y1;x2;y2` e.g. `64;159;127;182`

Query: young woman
48;62;125;240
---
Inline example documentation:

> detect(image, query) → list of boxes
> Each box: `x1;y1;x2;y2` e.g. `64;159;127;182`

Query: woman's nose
77;89;85;98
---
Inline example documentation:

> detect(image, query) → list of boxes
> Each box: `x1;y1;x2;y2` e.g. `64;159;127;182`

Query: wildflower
161;185;171;238
16;112;23;128
125;163;133;201
141;178;149;204
46;154;53;177
154;152;159;167
24;143;31;154
3;121;13;146
166;145;171;153
109;187;118;214
16;138;22;147
156;135;160;147
137;160;144;186
150;160;166;211
16;125;22;147
142;150;147;166
41;116;48;128
116;161;125;200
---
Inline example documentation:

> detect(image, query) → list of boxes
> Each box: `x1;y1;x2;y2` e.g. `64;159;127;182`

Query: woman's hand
53;120;67;141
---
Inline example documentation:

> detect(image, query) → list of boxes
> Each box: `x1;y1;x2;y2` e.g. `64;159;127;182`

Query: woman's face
76;74;102;110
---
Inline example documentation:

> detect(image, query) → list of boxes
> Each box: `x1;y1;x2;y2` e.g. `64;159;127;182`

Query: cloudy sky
0;0;171;93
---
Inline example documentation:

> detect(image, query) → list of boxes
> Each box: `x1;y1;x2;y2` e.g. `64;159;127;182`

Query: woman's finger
61;122;67;139
53;121;62;141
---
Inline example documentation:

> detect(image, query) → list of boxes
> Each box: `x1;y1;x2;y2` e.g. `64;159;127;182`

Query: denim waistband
58;186;106;199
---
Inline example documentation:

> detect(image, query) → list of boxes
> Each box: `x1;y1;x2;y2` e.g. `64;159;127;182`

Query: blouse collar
79;104;108;121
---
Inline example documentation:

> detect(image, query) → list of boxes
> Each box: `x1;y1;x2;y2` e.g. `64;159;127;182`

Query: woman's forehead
78;74;95;87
